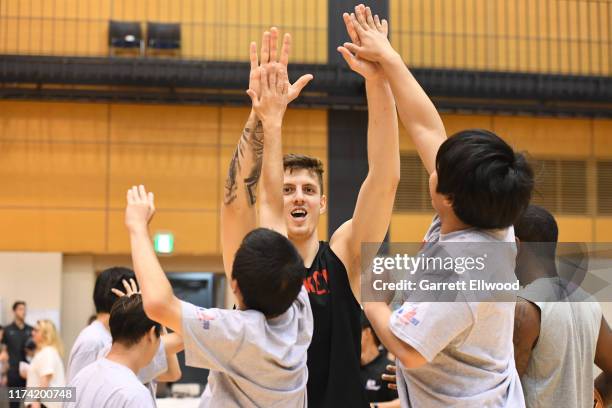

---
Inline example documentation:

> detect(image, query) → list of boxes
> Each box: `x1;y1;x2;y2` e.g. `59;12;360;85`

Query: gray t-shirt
391;216;525;407
520;278;602;408
181;287;313;408
65;358;155;408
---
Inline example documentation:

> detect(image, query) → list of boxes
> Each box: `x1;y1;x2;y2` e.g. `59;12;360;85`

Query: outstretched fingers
260;31;270;64
365;6;376;29
343;12;361;46
269;27;279;63
249;41;258;70
280;33;291;66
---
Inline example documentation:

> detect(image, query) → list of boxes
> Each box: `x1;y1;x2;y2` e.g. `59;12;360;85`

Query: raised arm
331;7;400;298
221;28;313;277
247;63;290;235
595;316;612;406
125;185;183;334
343;5;446;174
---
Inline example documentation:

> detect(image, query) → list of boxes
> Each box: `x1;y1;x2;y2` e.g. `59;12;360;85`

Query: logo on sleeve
196;308;216;330
396;304;421;326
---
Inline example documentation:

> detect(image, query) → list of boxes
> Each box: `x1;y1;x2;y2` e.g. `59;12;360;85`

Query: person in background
26;319;65;408
513;205;612;408
360;313;399;408
66;268;181;394
1;301;33;408
67;294;161;408
0;325;8;386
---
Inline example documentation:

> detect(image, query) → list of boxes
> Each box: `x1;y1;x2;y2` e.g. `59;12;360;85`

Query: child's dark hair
109;294;161;347
436;129;534;229
232;228;305;318
514;204;558;260
93;267;136;314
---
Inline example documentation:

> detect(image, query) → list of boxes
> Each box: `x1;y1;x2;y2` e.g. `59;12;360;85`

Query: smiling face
283;168;327;242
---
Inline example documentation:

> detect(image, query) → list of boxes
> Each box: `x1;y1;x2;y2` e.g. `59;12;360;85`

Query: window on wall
531;159;588;215
598;161;612;215
394;153;431;212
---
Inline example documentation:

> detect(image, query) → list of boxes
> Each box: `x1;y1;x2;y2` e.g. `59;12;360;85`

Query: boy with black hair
342;4;533;406
125;60;312;407
66;267;180;391
513;205;612;408
67;294;161;408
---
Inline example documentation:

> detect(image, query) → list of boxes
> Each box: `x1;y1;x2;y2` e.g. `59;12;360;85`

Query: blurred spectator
1;301;33;408
0;325;8;386
26;319;65;408
360;313;399;408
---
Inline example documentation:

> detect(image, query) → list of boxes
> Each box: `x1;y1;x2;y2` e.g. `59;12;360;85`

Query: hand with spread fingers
125;185;156;233
249;27;313;106
342;4;395;64
247;64;289;129
111;278;140;298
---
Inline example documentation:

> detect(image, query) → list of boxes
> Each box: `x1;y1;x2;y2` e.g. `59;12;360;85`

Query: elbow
398;348;427;370
168;368;182;383
143;298;166;323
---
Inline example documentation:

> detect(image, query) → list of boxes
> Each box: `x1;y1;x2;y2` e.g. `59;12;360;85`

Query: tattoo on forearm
223;121;265;206
244;122;264;206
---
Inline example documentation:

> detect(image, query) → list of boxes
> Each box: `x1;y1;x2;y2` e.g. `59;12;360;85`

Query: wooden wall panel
390;213;435;242
390;0;611;75
0;142;107;208
492;116;592;157
108;144;219;210
0;209;105;252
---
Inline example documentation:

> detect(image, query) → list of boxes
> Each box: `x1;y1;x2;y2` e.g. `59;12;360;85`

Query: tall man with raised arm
222;24;399;407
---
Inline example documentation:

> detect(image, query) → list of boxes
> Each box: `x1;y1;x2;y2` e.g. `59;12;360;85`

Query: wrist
261;120;282;133
380;49;403;67
127;223;149;235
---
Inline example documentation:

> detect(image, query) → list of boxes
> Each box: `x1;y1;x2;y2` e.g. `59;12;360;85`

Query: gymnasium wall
1;0;609;75
0;101;328;255
390;0;611;75
0;0;328;63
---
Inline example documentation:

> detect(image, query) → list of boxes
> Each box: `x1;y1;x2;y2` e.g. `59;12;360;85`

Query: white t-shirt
182;287;313;408
66;320;111;382
65;358;155;408
26;346;65;408
67;319;167;386
391;216;525;407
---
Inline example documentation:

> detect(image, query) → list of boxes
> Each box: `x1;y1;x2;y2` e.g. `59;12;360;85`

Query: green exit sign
154;232;174;254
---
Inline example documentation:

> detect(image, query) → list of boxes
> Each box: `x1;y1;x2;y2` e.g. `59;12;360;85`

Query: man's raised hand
249;27;313;105
125;185;156;233
247;65;289;127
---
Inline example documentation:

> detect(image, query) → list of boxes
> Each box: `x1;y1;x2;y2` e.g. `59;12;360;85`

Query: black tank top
305;241;368;408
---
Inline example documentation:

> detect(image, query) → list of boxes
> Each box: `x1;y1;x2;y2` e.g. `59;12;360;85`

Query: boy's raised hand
247;64;289;128
337;11;382;80
342;4;395;64
125;185;156;233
